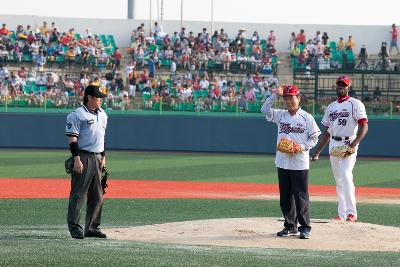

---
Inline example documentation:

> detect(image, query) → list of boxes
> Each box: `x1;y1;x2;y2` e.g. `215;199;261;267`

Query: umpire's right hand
73;156;84;174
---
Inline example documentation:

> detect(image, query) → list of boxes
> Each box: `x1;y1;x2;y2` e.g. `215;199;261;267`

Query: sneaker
277;228;299;237
84;230;107;238
331;216;344;221
299;230;310;239
71;232;84;239
346;214;357;222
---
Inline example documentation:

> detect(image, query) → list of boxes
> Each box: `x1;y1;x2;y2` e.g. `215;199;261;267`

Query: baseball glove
330;146;355;158
101;166;110;194
65;156;73;174
277;138;302;155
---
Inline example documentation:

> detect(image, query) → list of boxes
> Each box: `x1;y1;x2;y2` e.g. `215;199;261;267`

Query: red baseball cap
336;75;351;86
283;85;300;96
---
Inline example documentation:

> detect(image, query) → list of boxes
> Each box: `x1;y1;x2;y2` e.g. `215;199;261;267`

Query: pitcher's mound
105;217;400;252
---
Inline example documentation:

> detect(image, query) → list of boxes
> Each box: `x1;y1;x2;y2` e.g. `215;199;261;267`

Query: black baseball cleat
71;232;85;239
299;230;310;239
84;231;107;238
277;228;299;237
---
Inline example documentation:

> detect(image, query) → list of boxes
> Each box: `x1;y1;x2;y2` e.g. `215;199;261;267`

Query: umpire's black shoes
71;232;85;239
277;228;299;237
299;230;310;239
84;230;107;238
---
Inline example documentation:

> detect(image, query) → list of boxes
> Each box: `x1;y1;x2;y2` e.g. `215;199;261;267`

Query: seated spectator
251;31;260;45
296;29;306;45
111;48;122;69
80;46;90;66
36;71;47;86
0;24;11;41
49;28;60;43
245;86;256;102
82;28;93;39
34;52;46;71
336;37;345;51
46;43;56;60
221;47;232;70
290;44;300;58
267;30;277;46
345;35;356;51
65;47;76;66
0;45;9;65
27;31;36;44
98;49;109;66
16;25;27;40
321;32;329;46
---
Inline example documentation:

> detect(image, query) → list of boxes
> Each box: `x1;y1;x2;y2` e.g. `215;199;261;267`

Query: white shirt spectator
82;28;93;39
80;77;89;88
170;61;177;73
36;73;46;85
153;23;163;36
199;79;209;90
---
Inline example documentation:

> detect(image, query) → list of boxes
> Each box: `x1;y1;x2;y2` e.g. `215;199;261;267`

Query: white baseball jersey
262;93;321;170
321;97;367;150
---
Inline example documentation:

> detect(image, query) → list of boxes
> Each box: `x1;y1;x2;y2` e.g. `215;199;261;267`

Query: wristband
69;142;80;157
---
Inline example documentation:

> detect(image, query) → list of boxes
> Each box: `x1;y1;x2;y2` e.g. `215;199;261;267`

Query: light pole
149;0;152;33
210;0;214;34
180;0;183;30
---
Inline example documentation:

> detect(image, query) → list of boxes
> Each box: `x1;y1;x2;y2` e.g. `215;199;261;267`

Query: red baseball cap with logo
336;75;351;86
283;85;300;96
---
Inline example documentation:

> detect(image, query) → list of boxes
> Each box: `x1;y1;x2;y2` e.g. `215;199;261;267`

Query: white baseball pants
330;152;357;220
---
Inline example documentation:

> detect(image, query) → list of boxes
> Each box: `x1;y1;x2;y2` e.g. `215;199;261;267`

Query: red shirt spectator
113;49;122;61
0;24;10;36
297;30;306;45
60;34;71;46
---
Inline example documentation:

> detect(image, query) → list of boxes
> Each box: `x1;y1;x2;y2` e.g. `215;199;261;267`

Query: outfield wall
0;113;398;157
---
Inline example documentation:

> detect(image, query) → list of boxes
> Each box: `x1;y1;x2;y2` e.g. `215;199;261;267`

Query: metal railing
0;94;399;119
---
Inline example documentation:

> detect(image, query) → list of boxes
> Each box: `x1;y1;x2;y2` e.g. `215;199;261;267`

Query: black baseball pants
277;168;311;232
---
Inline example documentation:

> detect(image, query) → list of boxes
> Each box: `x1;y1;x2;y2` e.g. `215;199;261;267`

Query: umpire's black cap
84;85;107;98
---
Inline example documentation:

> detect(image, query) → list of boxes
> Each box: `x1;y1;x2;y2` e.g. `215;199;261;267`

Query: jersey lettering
279;123;306;134
329;111;350;122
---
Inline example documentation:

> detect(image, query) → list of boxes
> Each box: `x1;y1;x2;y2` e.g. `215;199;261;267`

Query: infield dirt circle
2;178;400;251
106;217;400;252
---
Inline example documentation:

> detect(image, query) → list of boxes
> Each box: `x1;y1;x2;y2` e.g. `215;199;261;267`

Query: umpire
65;84;108;239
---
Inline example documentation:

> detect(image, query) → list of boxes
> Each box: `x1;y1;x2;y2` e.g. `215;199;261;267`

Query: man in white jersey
261;85;321;239
311;75;368;222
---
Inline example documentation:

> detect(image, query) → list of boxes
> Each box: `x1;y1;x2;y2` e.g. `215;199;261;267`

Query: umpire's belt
331;136;350;141
80;150;100;155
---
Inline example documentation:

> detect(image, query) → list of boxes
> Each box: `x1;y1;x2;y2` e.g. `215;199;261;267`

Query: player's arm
311;126;330;161
260;86;283;120
68;136;83;174
349;120;368;149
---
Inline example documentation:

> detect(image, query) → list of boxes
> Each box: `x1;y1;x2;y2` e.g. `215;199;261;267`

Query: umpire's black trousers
277;168;311;232
67;151;103;236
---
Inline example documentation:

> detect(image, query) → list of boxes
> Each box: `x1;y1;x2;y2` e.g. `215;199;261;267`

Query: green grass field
0;150;399;266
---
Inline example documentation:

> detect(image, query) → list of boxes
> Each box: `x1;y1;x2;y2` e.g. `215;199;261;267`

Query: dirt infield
106;217;400;252
1;179;400;204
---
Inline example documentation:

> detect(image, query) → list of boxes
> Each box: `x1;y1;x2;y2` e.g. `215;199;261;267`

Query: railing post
314;72;319;103
361;72;365;101
160;97;163;115
312;99;316;117
44;94;47;113
236;99;239;116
